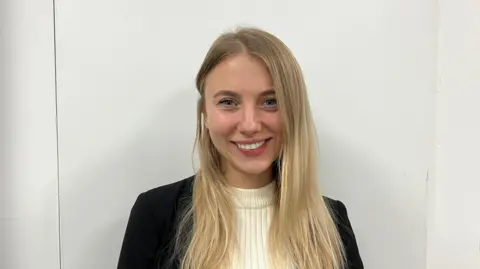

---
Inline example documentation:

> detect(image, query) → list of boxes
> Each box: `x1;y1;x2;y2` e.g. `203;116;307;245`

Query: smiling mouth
233;138;272;150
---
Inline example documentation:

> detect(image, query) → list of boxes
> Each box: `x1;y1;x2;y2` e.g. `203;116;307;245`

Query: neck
224;167;273;189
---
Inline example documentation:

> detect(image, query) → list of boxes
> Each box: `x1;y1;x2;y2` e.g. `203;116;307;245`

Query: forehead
204;53;273;97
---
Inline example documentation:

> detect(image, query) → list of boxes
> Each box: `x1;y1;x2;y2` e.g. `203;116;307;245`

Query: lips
232;138;272;157
236;140;266;150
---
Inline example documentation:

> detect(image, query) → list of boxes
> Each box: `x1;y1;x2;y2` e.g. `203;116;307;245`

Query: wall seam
52;0;63;268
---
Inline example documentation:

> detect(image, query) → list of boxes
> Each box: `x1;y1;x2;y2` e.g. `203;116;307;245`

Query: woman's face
203;53;284;183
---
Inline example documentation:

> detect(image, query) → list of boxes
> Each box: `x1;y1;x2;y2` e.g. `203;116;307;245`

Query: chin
234;160;273;176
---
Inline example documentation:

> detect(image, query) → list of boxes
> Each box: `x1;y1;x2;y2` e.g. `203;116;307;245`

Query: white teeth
237;140;266;150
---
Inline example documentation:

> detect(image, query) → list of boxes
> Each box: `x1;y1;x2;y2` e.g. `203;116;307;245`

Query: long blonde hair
173;27;345;269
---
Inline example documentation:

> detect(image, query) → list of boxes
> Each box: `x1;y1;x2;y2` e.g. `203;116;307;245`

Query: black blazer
117;176;363;269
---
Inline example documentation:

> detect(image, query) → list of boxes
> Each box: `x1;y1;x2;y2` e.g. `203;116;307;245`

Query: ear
202;105;208;129
204;117;209;129
198;96;208;128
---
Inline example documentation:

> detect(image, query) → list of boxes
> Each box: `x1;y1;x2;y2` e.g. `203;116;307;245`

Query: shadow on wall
318;124;426;269
58;87;197;269
1;0;10;267
318;130;379;269
0;0;8;191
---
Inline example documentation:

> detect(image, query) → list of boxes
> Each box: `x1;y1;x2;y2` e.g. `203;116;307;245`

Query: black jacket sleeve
331;199;364;269
117;192;160;269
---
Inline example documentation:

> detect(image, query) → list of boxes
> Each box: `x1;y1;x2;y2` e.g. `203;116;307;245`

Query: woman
118;27;363;269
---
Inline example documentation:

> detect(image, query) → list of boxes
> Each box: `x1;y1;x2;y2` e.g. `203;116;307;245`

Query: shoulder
117;176;195;269
129;175;194;229
323;197;353;241
323;196;364;268
323;197;350;227
141;175;194;205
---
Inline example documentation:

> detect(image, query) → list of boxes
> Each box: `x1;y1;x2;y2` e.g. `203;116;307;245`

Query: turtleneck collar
229;180;276;209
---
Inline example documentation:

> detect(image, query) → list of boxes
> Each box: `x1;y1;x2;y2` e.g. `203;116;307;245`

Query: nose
237;105;261;136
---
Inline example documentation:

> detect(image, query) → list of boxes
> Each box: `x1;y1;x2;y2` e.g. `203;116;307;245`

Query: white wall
54;1;435;269
0;0;60;269
2;0;478;269
427;0;480;268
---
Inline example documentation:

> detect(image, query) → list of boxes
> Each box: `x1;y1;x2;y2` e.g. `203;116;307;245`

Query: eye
263;98;277;109
218;98;238;107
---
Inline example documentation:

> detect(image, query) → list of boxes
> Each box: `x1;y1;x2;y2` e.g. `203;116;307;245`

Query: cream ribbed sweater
229;181;276;269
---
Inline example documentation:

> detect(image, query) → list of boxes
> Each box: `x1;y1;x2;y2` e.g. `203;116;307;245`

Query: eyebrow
213;89;276;98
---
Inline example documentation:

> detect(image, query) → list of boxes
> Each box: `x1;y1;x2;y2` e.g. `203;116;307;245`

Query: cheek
206;111;237;139
266;114;284;150
265;113;284;134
